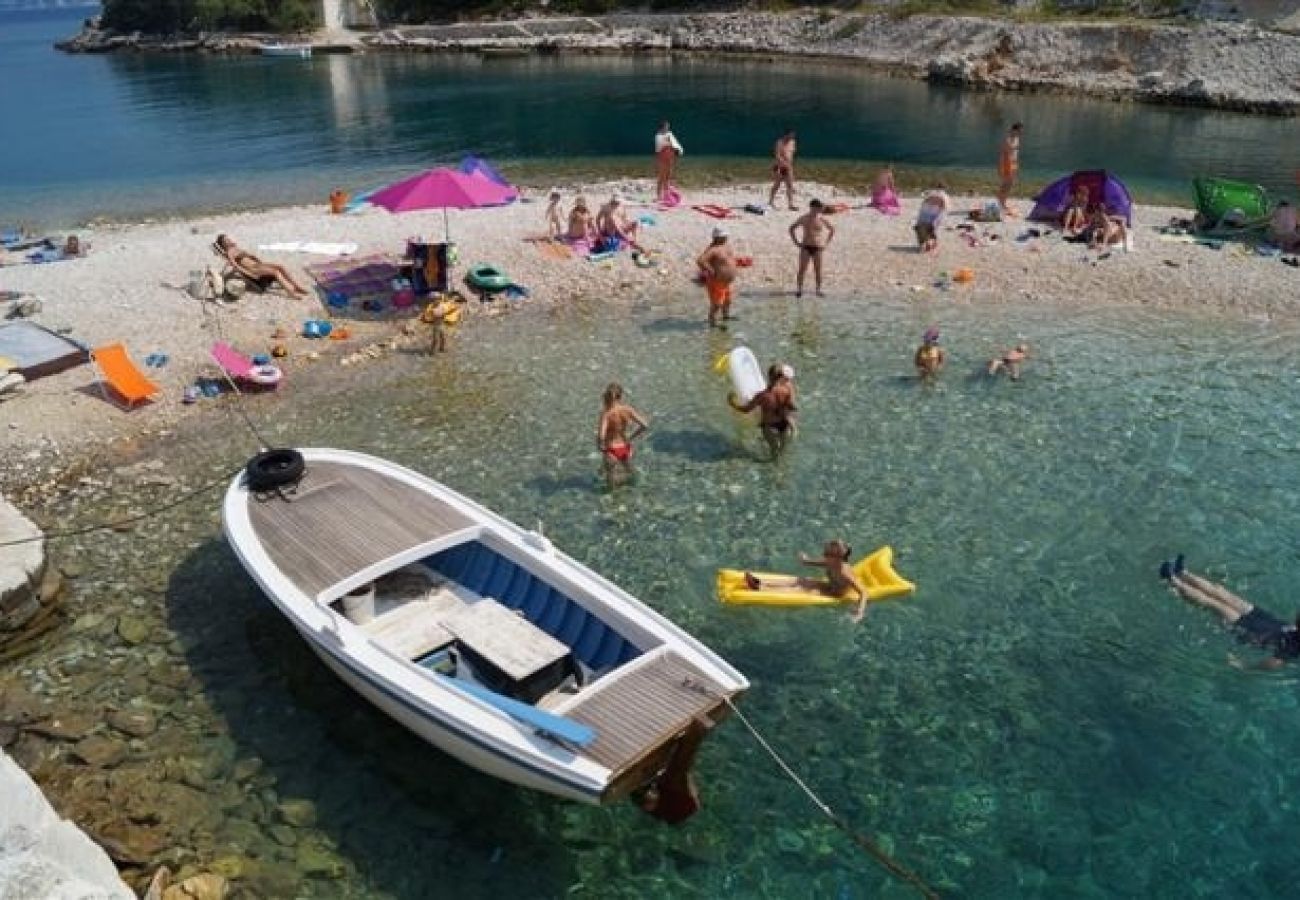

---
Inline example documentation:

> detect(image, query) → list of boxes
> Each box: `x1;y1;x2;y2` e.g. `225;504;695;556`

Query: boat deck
559;651;727;774
247;460;475;598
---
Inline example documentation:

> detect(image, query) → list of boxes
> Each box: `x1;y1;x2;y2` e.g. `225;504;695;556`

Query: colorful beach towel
524;237;574;261
303;253;413;316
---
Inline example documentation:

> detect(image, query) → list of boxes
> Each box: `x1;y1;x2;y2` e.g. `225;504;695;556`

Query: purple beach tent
458;155;513;190
1029;170;1134;225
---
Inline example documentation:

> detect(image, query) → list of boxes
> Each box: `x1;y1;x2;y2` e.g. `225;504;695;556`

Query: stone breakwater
0;752;134;899
56;12;1300;115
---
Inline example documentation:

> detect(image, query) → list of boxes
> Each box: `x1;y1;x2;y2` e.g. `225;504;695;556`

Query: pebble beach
3;180;1297;491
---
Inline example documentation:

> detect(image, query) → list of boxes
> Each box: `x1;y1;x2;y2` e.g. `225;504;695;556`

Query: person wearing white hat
697;225;739;328
728;362;798;459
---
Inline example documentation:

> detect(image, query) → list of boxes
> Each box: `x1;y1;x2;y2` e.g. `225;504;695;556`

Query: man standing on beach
788;199;834;298
697;226;738;328
997;122;1023;217
768;128;798;210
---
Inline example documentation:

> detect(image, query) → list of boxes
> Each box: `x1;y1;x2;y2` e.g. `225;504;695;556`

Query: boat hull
305;639;601;803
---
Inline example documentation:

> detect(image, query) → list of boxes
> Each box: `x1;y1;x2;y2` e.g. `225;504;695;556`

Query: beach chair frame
89;343;160;411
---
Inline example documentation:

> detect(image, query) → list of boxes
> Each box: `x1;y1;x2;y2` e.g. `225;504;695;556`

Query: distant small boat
223;448;748;812
259;43;312;58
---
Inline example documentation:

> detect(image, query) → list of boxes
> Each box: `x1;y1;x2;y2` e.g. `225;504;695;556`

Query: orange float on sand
329;189;350;215
953;268;975;284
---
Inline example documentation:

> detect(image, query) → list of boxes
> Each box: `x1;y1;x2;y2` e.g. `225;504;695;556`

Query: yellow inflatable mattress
716;545;916;607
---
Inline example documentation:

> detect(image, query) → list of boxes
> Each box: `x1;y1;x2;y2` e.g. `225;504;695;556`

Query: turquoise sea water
4;8;1300;226
15;288;1300;896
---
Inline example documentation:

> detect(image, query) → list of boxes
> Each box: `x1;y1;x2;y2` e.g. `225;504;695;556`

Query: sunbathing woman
1086;206;1126;250
566;197;596;243
216;235;309;296
1160;554;1300;669
744;539;870;623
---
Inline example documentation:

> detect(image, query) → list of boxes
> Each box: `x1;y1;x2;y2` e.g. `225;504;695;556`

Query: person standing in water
744;539;871;623
654;121;684;202
996;122;1023;218
697;226;738;328
788;199;835;298
597;383;649;490
914;327;945;380
768;128;798;211
729;363;798;459
986;343;1029;380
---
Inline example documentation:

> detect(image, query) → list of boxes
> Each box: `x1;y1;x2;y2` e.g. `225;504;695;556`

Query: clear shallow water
10;289;1300;897
4;8;1300;227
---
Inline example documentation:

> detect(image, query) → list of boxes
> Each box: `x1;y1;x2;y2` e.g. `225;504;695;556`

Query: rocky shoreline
55;11;1300;116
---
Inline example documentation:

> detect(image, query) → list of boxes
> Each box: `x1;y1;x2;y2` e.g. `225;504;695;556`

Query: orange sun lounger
90;343;159;409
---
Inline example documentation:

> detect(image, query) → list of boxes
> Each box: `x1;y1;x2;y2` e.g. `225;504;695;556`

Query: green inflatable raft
465;264;512;294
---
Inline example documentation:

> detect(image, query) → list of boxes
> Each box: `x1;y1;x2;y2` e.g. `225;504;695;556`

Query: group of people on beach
546;191;642;251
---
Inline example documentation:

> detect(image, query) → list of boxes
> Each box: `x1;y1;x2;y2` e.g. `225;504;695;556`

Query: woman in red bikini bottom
597;382;649;490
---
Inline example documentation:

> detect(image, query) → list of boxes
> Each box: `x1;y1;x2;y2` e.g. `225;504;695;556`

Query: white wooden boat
222;448;748;809
259;43;312;58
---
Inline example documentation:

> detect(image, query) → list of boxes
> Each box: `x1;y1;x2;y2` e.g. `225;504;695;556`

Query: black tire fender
245;448;305;492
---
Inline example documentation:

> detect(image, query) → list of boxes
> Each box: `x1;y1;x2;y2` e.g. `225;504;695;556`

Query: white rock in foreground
0;752;134;899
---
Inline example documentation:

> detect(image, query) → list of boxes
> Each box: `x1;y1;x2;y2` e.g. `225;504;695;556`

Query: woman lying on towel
215;234;310;296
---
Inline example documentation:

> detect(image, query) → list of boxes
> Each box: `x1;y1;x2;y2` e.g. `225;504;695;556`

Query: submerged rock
277;797;318;828
107;708;158;738
161;872;229;900
295;839;347;879
71;735;128;768
116;615;152;646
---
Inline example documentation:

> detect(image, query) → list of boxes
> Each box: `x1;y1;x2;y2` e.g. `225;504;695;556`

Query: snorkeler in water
1160;553;1300;670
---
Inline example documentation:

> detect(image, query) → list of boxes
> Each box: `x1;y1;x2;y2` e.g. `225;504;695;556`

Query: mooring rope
683;680;938;899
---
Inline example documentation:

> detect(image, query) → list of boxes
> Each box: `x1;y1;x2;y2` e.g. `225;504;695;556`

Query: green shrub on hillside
102;0;319;33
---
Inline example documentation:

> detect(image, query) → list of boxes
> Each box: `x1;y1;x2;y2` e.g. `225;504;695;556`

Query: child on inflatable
743;540;871;623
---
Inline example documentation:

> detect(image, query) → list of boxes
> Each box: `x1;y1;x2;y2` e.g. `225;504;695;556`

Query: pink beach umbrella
368;167;517;241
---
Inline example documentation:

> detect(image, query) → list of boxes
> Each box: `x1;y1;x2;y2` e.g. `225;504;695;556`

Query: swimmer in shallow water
729;363;797;459
1160;553;1300;669
914;327;945;380
596;382;649;490
987;343;1029;380
744;539;871;623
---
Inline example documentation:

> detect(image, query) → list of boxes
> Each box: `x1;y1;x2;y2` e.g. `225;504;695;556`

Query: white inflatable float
714;346;766;405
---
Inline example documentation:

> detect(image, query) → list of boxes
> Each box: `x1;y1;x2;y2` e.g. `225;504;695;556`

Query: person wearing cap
788;199;834;298
596;194;640;250
544;189;564;240
697;226;739;328
914;327;945;380
654;121;684;202
768;128;798;211
987;342;1029;380
729;363;798;459
743;540;871;623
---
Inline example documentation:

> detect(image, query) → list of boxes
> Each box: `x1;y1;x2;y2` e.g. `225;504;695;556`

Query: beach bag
188;267;226;302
